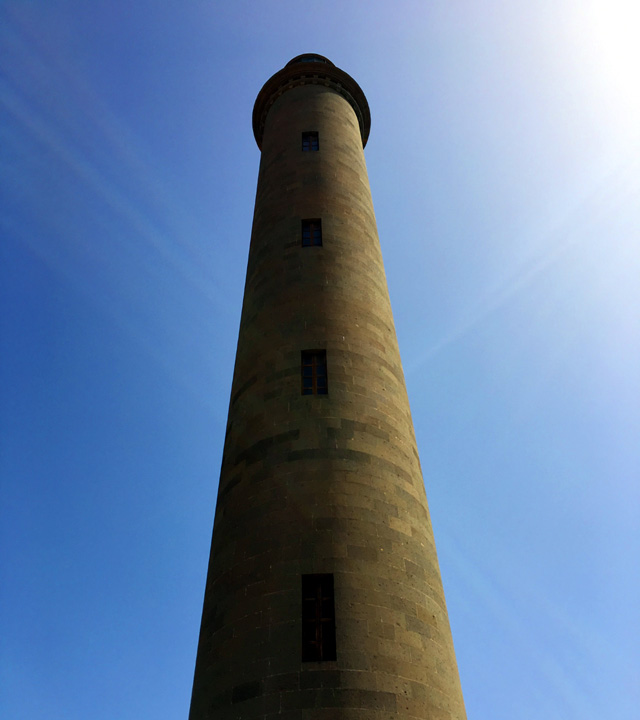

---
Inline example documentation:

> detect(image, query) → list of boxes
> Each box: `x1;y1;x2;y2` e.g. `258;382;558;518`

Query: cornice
252;59;371;150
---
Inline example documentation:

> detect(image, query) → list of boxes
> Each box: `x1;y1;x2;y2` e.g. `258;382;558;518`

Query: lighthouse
189;54;466;720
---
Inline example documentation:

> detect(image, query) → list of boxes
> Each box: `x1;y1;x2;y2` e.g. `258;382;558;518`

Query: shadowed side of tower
189;55;467;720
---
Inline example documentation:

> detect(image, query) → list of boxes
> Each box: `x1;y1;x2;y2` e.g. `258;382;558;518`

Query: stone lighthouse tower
189;54;467;719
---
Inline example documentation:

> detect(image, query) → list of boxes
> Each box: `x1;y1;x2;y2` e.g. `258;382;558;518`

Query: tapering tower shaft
189;55;466;720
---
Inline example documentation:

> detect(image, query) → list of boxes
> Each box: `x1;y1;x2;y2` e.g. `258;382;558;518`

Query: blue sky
1;1;639;718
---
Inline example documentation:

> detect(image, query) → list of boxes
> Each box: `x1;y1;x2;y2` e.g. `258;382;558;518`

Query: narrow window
301;350;328;395
301;219;322;247
302;574;336;661
302;131;319;151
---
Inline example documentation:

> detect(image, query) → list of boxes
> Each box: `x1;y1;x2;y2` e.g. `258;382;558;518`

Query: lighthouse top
252;54;371;150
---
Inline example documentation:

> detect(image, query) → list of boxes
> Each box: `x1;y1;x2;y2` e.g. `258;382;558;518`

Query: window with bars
301;350;328;395
301;219;322;247
302;574;336;662
302;131;319;151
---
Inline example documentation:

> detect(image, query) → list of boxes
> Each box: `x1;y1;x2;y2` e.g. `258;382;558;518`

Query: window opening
297;55;329;64
302;574;336;661
301;350;328;395
301;219;322;247
302;131;319;151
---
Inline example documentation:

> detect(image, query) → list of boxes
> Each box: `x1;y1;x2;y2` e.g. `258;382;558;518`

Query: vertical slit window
302;131;319;151
301;350;328;395
301;219;322;247
302;574;336;662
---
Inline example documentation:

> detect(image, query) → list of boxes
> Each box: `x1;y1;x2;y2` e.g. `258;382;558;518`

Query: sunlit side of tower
189;54;466;720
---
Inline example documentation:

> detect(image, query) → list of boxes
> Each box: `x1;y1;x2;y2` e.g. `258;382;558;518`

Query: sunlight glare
586;0;640;116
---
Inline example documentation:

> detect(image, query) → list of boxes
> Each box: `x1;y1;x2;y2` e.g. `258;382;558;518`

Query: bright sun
586;0;640;115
